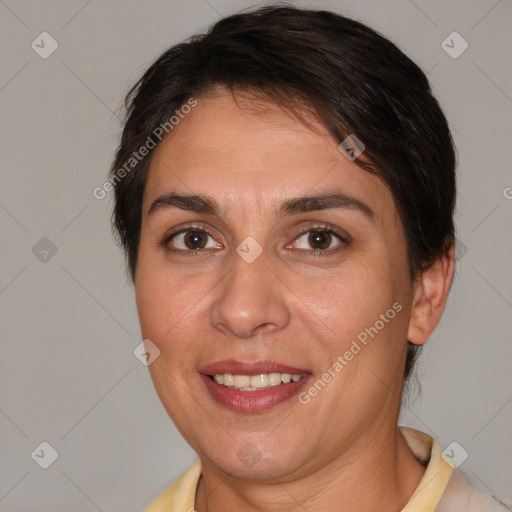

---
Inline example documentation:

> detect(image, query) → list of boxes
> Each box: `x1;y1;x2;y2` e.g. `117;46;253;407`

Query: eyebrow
147;191;375;221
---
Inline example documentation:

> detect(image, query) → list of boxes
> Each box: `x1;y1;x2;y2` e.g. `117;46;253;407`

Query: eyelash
160;223;349;257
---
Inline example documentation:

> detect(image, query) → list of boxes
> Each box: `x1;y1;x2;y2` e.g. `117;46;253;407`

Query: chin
196;434;312;482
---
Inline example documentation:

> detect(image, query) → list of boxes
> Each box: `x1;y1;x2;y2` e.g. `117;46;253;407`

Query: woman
109;5;510;511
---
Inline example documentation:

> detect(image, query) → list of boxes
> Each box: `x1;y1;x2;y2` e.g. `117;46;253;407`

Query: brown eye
164;229;221;252
292;228;344;252
183;230;208;249
308;230;333;250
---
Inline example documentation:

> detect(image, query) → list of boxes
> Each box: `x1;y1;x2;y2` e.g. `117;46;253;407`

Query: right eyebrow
147;192;220;218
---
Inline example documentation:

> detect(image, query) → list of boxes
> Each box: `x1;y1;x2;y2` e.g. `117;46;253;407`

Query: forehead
143;92;394;221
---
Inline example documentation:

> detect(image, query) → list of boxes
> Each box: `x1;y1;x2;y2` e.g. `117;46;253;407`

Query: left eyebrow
146;191;375;222
279;192;375;222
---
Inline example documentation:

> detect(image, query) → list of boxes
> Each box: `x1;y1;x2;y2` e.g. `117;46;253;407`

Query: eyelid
290;222;350;243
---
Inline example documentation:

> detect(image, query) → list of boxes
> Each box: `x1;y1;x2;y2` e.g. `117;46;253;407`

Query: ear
407;242;455;346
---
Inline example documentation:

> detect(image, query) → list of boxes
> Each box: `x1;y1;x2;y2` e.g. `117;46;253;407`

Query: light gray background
1;0;511;510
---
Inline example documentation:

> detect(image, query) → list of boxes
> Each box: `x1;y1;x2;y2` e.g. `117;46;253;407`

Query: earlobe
407;243;455;346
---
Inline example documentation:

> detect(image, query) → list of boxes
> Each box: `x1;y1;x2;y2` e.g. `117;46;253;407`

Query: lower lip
200;374;310;412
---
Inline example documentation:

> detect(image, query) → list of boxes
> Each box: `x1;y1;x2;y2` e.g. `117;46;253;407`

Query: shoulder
398;426;510;512
436;468;511;512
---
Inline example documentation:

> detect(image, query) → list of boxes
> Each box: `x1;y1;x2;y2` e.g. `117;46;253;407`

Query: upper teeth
214;373;306;390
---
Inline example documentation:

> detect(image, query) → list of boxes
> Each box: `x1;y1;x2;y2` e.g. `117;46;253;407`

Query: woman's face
135;91;415;480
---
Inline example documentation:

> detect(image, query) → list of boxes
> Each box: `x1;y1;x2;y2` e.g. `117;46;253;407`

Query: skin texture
135;90;455;512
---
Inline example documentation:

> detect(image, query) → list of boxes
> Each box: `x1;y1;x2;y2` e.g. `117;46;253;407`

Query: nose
209;250;290;339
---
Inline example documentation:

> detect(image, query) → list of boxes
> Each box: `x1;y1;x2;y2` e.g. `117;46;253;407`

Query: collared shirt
145;426;510;511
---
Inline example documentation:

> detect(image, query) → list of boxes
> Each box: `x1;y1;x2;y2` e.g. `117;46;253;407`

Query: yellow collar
145;426;454;512
399;426;454;511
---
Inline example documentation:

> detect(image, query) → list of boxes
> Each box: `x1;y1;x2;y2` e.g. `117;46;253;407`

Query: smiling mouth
209;372;307;391
199;360;311;411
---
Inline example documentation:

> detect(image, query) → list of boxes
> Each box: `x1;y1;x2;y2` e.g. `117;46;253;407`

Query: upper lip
199;359;310;376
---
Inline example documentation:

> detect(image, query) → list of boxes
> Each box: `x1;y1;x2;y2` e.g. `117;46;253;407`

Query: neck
194;423;427;512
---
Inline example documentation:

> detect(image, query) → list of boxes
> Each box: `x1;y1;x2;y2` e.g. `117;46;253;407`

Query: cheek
293;259;410;399
294;260;397;344
135;253;208;353
135;260;209;421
